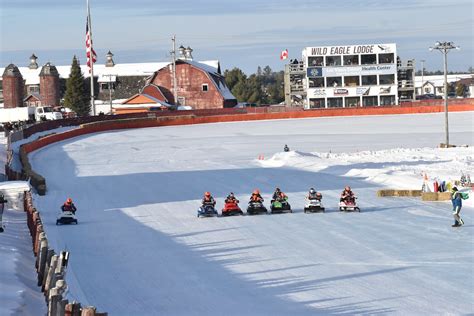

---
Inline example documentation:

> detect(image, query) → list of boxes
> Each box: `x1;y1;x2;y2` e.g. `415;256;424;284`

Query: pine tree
64;56;90;116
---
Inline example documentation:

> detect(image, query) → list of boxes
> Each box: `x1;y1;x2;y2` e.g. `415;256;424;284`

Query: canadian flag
280;49;288;60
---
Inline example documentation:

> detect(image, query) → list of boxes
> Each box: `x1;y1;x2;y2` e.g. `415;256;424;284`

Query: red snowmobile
221;200;243;216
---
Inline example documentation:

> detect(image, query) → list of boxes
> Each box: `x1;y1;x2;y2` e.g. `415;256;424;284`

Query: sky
0;0;473;74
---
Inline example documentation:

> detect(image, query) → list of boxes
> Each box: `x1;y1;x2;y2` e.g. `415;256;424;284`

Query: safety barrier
421;192;452;201
23;191;106;316
377;189;422;197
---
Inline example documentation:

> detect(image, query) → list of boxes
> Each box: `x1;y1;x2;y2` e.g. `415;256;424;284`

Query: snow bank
260;147;473;206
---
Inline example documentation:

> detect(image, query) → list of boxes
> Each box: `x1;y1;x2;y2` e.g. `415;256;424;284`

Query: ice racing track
30;113;473;315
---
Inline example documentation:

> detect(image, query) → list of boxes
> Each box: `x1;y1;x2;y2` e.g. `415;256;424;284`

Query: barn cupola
29;53;38;69
106;50;115;67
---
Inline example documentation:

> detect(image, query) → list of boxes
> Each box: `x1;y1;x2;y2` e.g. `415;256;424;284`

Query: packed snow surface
27;112;473;315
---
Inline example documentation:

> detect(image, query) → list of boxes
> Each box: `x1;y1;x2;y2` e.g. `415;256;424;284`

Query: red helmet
66;198;73;204
345;186;351;191
253;189;260;195
205;192;211;197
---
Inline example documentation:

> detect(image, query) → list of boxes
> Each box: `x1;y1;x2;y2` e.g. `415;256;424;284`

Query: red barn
147;59;237;109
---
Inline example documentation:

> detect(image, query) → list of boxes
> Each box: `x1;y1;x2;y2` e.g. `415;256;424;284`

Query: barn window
202;84;208;92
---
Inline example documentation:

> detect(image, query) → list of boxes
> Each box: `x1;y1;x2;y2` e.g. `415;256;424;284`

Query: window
380;95;396;106
344;76;360;87
379;74;395;85
308;56;324;66
327;97;343;108
343;55;359;66
309;98;325;109
202;84;208;92
327;76;342;87
101;83;109;91
177;96;185;105
325;56;342;66
309;78;324;88
379;53;394;64
362;75;377;85
345;97;360;107
362;96;378;107
28;85;39;94
361;54;377;65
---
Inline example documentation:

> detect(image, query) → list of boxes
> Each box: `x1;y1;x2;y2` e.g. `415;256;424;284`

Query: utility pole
171;35;178;105
103;74;116;114
420;59;425;95
429;41;460;147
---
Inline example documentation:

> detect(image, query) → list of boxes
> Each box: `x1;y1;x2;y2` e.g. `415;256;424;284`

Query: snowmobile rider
307;188;322;200
249;189;264;203
284;144;290;152
61;198;77;214
272;187;287;202
340;186;355;203
202;192;216;207
225;192;239;204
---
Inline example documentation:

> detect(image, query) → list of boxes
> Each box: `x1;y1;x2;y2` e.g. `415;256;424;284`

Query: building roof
0;60;221;85
170;59;236;100
414;74;472;88
24;93;42;102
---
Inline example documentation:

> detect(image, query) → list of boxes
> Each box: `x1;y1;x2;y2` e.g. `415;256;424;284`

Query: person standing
0;193;8;233
451;187;465;227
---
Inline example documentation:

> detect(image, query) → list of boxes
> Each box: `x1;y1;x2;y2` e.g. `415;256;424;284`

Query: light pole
420;59;425;95
429;41;460;147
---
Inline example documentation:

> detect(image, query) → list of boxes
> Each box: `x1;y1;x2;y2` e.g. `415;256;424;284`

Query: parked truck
0;106;63;124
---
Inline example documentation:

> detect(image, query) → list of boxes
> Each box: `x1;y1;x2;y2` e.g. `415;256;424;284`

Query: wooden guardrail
23;191;107;316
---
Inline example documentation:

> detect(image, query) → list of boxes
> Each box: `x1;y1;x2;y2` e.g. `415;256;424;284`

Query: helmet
229;192;234;197
275;187;281;192
345;186;351;191
309;188;316;194
253;189;260;195
66;198;73;204
452;187;458;192
205;192;211;197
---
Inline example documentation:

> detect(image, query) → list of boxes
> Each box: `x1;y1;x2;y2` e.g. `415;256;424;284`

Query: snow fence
23;191;107;316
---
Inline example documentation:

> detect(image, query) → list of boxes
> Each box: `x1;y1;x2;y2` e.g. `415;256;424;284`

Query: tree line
224;66;285;105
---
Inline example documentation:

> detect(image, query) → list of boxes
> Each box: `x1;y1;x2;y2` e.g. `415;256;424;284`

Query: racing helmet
205;192;211;197
309;188;316;194
253;189;260;195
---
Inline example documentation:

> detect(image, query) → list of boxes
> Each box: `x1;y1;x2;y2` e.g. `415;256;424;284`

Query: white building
302;43;399;109
415;74;473;97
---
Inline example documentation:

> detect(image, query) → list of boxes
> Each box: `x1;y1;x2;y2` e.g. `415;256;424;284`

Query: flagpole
87;0;96;115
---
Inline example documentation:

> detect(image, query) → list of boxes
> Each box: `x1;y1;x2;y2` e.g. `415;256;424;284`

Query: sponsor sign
380;86;391;94
312;89;326;96
334;88;348;95
306;43;396;56
356;87;370;95
307;67;323;78
322;64;396;76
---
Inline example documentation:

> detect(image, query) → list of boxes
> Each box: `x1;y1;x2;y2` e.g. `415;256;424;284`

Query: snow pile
259;147;473;206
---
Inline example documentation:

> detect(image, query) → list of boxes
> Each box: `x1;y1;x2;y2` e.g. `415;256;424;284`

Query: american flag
85;18;97;71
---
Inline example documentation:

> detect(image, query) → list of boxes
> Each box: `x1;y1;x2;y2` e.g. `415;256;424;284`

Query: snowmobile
197;204;218;218
56;209;78;225
339;197;360;212
304;196;325;213
270;197;292;214
221;200;244;216
247;201;268;215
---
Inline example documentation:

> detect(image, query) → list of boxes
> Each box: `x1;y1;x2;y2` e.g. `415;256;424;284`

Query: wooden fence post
37;236;48;286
